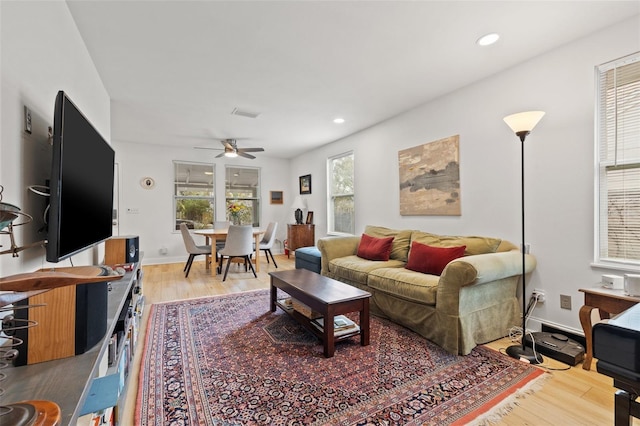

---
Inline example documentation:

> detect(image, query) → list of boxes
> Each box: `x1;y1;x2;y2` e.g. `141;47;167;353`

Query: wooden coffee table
269;269;371;357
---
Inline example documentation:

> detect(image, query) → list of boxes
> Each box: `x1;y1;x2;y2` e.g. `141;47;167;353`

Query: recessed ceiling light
476;33;500;46
333;118;345;124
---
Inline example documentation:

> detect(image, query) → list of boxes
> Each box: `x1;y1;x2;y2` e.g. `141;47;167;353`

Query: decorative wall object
270;191;283;204
140;177;155;189
306;211;314;224
299;174;311;194
398;135;460;216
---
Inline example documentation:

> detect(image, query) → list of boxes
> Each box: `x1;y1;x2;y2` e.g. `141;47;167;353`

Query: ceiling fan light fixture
225;151;238;158
333;117;345;124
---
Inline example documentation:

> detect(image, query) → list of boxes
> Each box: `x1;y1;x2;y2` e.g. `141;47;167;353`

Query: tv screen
47;91;115;263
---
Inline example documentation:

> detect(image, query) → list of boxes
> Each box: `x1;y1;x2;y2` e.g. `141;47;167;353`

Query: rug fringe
464;372;551;426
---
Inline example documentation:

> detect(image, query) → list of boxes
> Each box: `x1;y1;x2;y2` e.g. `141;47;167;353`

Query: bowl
0;202;21;231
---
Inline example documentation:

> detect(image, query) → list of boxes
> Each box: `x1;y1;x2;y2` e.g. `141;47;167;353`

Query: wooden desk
579;286;640;371
194;228;264;276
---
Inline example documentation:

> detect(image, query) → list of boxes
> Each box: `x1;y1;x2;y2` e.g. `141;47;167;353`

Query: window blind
597;52;640;264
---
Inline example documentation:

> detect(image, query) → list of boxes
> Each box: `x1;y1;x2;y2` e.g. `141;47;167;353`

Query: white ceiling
67;1;639;159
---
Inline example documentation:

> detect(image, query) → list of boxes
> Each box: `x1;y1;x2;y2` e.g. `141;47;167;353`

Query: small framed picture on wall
299;174;311;194
270;191;284;204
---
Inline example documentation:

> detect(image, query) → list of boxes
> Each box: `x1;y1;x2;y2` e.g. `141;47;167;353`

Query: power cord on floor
503;295;572;371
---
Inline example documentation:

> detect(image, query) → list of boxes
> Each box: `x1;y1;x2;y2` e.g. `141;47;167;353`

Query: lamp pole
519;131;528;355
503;111;545;364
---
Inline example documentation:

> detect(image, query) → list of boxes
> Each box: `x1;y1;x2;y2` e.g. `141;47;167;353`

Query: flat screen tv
46;91;115;263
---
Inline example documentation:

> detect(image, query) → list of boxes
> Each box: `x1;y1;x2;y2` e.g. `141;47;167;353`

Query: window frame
594;51;640;270
327;151;355;235
225;165;261;227
173;161;215;231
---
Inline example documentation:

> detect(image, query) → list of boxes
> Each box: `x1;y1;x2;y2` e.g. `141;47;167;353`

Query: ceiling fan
195;139;264;159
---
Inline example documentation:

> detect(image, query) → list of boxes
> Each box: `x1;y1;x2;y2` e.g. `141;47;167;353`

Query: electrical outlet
560;294;572;310
532;289;545;303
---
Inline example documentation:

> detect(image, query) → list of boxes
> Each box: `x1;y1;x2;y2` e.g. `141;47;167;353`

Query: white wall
0;1;110;277
111;141;291;265
291;16;640;333
2;2;637;336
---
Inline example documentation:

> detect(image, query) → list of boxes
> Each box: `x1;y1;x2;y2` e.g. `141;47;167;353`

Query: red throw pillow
357;234;395;261
405;241;466;275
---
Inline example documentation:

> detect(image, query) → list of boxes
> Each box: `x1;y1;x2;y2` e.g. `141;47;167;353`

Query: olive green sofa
317;225;536;355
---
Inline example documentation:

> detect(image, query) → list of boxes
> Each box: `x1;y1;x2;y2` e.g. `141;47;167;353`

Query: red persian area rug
136;289;546;425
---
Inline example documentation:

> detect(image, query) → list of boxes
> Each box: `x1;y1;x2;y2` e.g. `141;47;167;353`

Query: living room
1;1;639;424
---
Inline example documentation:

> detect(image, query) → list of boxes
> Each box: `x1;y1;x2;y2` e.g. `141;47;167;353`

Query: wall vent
231;108;260;119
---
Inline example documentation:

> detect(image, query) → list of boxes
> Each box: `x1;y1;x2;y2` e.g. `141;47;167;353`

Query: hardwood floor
123;256;619;425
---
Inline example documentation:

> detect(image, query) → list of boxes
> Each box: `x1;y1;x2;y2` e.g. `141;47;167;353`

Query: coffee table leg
360;298;370;347
324;309;335;357
270;279;277;312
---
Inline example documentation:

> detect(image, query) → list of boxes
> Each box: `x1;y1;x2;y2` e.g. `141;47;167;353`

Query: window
225;166;260;226
173;161;214;230
328;152;354;234
596;52;640;266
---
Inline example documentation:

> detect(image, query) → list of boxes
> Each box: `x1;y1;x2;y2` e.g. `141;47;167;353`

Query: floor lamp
503;110;545;364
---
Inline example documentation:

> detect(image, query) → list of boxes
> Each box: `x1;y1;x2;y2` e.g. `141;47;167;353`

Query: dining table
193;227;264;276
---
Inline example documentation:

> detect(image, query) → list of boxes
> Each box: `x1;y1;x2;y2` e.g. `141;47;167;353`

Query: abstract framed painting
398;135;460;216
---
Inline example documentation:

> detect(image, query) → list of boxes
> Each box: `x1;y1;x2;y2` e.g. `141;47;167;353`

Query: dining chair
179;222;212;277
213;221;230;259
217;225;257;281
256;222;278;268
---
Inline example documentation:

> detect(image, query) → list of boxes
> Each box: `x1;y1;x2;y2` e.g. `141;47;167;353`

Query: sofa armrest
317;236;361;275
436;251;537;317
440;251;536;288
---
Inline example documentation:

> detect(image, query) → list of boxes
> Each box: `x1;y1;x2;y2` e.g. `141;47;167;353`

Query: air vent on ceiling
231;108;260;119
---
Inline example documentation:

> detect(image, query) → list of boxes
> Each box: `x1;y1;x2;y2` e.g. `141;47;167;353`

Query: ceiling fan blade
215;152;226;158
238;147;264;153
237;151;256;159
221;140;234;149
194;146;223;151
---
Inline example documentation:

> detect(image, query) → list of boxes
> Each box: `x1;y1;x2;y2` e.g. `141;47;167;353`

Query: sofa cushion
368;267;439;305
330;255;404;285
357;233;394;261
405;241;466;275
411;231;502;255
364;225;412;262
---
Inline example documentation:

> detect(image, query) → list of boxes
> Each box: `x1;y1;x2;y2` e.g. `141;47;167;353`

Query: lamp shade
291;195;307;210
503;111;545;134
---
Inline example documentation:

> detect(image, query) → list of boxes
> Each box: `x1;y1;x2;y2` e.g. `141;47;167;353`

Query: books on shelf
311;315;359;336
278;297;294;312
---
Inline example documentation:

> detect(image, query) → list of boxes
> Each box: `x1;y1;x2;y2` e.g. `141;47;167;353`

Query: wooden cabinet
287;224;315;257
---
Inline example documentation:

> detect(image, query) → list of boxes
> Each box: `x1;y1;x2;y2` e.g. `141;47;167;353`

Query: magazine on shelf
311;315;359;336
278;297;294;311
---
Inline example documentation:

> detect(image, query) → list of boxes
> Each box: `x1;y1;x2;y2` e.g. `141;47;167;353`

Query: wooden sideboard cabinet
287;224;315;257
